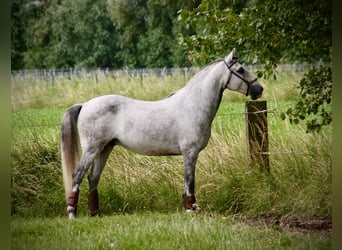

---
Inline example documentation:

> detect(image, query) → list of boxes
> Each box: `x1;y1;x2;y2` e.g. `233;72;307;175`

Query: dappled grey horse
61;49;263;219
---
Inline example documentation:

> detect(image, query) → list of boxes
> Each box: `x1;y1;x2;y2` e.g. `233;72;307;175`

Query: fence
11;67;201;84
244;101;269;172
11;62;324;84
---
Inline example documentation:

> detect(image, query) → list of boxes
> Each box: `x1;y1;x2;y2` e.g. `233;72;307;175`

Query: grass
11;212;331;249
11;73;189;110
11;69;332;248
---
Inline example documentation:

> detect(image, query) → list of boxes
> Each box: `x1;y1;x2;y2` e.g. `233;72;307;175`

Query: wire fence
12;106;331;159
11;67;201;84
11;61;324;84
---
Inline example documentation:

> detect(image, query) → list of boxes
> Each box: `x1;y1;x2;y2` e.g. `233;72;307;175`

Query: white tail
60;104;82;202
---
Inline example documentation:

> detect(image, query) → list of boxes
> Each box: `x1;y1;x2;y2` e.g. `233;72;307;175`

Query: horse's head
223;49;263;100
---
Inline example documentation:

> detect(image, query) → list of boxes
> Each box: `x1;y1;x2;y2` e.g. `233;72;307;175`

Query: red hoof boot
182;193;197;211
88;189;99;216
67;190;79;219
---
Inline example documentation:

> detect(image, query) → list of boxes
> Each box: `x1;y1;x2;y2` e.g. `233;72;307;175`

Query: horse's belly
117;138;182;156
114;112;182;156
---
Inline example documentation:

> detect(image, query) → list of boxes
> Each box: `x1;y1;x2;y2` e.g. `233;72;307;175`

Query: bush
281;66;332;132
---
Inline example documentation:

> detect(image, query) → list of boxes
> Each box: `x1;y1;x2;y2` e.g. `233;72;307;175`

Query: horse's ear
225;48;238;63
231;48;236;57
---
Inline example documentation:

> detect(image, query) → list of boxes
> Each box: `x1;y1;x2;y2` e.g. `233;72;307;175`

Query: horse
61;48;263;219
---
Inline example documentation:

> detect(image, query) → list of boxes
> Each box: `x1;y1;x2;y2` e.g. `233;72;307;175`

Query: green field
11;70;331;248
12;212;331;249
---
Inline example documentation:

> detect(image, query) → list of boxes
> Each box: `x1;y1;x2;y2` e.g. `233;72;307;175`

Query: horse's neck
181;63;226;122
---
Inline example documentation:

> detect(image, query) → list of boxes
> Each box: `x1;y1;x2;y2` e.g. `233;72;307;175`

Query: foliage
177;0;245;65
11;0;199;69
178;0;331;73
11;0;119;69
12;0;332;70
106;0;200;68
11;0;27;70
178;0;332;69
281;66;332;132
50;0;119;68
178;0;332;132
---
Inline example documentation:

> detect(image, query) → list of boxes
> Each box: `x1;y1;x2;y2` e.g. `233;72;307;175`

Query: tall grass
11;73;188;110
11;70;331;219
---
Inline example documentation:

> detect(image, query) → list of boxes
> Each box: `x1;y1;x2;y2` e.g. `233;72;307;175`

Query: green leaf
280;112;286;120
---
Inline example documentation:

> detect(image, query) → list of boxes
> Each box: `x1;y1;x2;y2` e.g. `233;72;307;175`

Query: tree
49;0;120;68
178;0;332;132
107;0;200;67
11;0;27;70
11;0;121;69
12;0;199;69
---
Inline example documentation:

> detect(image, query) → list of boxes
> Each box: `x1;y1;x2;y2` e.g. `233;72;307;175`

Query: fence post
245;100;269;172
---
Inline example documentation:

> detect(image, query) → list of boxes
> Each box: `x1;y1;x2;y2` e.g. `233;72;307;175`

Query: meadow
11;69;331;249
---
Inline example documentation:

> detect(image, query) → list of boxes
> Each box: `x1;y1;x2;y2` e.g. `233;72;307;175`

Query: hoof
90;210;100;217
67;205;77;219
68;212;76;219
184;203;198;212
182;193;197;211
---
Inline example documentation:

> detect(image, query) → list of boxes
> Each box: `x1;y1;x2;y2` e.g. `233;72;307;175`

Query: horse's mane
166;58;225;98
187;58;224;84
206;58;224;67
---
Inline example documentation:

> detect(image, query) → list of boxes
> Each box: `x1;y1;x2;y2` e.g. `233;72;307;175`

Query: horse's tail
61;104;82;203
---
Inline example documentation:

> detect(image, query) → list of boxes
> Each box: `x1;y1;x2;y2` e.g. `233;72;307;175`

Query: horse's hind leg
87;143;114;216
68;149;98;219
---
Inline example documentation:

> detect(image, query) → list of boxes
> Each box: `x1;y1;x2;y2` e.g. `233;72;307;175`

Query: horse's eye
237;67;245;75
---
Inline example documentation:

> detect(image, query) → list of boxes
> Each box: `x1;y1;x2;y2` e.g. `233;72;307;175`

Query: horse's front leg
182;151;199;211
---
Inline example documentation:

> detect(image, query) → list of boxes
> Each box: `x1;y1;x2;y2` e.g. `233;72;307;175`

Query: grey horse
61;49;264;219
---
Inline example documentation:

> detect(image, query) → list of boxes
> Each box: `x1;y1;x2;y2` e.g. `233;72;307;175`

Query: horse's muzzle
249;84;263;100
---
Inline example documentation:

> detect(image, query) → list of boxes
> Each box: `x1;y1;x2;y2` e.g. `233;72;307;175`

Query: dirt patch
235;214;332;236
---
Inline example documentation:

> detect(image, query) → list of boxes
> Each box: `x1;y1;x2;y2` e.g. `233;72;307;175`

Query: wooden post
245;101;269;172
